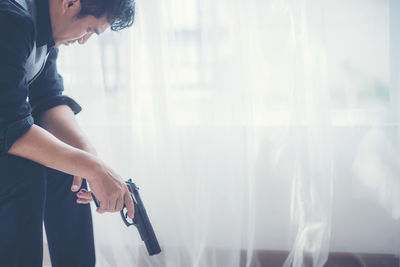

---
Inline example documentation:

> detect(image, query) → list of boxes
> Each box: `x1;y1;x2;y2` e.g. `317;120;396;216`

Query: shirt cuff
0;115;34;152
31;95;82;121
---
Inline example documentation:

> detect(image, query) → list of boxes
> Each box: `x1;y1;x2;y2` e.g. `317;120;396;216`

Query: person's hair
77;0;135;31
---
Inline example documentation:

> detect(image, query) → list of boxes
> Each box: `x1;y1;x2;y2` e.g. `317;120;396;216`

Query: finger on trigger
124;192;135;219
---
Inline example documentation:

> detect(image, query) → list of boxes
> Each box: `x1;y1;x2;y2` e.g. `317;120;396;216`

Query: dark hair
77;0;135;31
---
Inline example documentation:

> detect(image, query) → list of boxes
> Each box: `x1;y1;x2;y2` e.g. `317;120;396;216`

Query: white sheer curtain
57;0;400;266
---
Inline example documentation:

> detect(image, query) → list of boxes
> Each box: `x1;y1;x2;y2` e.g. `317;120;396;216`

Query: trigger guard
120;207;136;227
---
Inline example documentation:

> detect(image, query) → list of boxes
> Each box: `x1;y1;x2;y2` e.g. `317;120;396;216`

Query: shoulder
0;0;35;47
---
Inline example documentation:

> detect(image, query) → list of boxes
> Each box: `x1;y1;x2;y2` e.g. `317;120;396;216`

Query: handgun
91;179;162;256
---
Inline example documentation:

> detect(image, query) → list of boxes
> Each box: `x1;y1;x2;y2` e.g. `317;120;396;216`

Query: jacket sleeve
0;10;35;152
29;47;82;122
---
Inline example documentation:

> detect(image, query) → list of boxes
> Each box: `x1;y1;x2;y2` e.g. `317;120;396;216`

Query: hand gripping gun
92;179;162;256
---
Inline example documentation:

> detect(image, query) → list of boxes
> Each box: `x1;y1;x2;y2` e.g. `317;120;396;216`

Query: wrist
82;152;104;181
68;144;101;180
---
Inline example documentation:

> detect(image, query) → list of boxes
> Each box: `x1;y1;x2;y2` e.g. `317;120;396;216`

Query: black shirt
0;0;81;152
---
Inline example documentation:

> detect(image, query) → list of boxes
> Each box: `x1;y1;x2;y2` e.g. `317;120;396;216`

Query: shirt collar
35;0;55;48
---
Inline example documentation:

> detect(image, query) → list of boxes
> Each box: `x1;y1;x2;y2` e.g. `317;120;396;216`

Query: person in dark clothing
0;0;135;265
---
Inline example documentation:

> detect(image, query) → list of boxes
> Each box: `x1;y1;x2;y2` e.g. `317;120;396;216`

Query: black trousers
0;153;96;267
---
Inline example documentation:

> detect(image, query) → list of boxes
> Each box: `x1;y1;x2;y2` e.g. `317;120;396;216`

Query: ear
61;0;80;13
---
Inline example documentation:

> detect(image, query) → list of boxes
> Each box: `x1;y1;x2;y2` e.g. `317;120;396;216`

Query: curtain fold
57;0;400;266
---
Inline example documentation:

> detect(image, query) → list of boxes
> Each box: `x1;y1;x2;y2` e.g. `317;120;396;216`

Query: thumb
71;176;83;192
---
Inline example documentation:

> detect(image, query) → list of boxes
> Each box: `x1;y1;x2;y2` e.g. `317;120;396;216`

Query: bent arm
8;124;102;181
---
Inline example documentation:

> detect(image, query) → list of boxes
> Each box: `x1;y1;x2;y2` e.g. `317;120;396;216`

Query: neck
49;0;61;38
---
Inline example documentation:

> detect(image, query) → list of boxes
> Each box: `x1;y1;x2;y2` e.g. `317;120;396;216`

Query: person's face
57;16;109;47
52;0;110;47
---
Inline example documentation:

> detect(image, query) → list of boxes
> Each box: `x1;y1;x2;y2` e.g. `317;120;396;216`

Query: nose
78;33;93;44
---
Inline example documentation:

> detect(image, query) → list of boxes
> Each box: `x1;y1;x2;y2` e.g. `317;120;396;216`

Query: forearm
8;124;102;180
12;106;134;217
